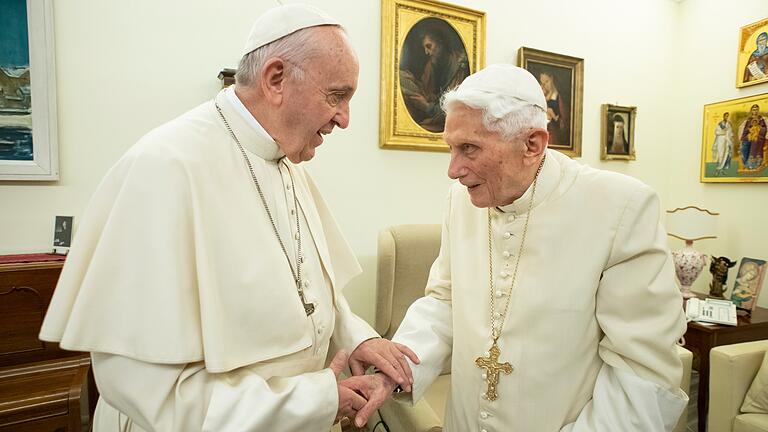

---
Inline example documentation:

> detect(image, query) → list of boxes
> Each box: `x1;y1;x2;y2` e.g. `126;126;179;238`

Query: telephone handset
685;297;737;326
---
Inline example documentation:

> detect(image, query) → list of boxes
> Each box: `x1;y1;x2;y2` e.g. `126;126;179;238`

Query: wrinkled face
445;104;527;208
423;35;442;62
277;28;358;163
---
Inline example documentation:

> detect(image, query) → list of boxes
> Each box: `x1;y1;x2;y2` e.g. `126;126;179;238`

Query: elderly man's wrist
373;369;405;393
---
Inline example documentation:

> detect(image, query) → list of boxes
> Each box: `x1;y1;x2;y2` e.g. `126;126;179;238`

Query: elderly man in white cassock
378;64;689;431
38;4;418;432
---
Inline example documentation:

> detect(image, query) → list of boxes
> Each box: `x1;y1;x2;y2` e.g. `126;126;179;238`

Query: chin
468;194;491;209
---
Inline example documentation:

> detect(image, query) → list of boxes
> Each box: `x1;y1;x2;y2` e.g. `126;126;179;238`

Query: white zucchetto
242;4;340;57
455;64;547;111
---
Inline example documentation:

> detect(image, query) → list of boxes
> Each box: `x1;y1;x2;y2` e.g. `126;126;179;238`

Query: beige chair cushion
734;413;768;432
742;351;768;413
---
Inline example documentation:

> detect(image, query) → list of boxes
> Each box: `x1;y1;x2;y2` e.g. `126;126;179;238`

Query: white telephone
685;298;737;326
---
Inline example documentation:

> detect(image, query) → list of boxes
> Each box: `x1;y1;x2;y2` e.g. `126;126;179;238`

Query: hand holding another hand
349;338;420;392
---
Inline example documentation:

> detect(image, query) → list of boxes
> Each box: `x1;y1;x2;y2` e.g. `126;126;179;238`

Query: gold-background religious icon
475;340;513;401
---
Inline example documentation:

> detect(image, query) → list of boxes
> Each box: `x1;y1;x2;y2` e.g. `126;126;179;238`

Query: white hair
441;88;547;140
234;25;344;87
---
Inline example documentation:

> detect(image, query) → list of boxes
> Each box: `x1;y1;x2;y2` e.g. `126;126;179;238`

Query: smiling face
276;27;359;163
444;104;532;208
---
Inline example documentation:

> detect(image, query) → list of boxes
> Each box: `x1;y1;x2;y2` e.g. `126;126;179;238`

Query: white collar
494;149;561;215
216;87;284;161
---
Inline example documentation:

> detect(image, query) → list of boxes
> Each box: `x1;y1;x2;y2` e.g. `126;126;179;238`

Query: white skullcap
242;4;340;57
456;64;547;111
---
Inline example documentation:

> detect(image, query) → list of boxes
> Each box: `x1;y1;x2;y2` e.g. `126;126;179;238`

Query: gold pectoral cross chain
475;338;513;401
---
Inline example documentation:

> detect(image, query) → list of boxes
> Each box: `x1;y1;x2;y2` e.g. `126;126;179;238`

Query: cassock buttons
507;214;515;223
503;232;512;240
287;184;292;190
480;411;489;419
481;373;487;380
290;208;296;215
303;280;310;288
500;271;509;278
294;232;300;240
502;251;511;259
495;290;503;298
317;326;323;335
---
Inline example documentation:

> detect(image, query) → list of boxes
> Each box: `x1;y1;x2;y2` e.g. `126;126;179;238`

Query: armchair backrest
375;224;441;338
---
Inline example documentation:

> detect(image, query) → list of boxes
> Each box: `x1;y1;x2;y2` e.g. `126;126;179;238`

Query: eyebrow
328;85;355;93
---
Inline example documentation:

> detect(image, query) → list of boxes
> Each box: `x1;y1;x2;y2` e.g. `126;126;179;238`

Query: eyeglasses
284;60;352;108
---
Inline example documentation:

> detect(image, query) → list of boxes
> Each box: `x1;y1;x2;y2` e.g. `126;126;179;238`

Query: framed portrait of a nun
600;104;637;161
379;0;485;152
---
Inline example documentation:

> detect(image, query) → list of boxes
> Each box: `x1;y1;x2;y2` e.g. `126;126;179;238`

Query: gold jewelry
215;102;315;316
475;153;546;401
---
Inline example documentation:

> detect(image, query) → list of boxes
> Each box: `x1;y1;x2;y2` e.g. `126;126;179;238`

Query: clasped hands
331;338;419;428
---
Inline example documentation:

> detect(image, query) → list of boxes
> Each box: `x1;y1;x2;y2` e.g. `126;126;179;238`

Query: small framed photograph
52;215;73;254
379;0;486;152
736;17;768;88
518;47;584;158
600;104;637;161
700;93;768;182
730;257;767;312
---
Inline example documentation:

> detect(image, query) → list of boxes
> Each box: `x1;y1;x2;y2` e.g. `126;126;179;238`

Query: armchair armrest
708;340;768;432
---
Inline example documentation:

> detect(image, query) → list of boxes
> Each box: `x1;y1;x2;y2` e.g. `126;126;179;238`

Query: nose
447;153;465;179
333;102;350;129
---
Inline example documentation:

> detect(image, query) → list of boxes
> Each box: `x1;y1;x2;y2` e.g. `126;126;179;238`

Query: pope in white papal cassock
386;65;689;431
38;4;418;432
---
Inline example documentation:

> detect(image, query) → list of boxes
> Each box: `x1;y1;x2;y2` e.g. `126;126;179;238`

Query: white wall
1;0;766;322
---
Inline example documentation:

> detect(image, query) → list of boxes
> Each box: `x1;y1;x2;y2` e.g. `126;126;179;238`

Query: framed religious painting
379;0;485;152
730;257;767;313
600;104;636;161
700;93;768;183
0;0;58;181
518;47;583;158
736;17;768;88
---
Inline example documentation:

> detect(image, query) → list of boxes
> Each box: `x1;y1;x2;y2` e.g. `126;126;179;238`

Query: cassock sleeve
561;185;688;432
331;289;381;354
92;353;339;432
391;192;454;403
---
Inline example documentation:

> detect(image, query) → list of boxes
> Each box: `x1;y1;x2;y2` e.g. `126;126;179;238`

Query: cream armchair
709;340;768;432
373;224;692;432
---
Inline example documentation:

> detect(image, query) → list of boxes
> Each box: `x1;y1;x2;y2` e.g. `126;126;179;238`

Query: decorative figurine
709;256;737;298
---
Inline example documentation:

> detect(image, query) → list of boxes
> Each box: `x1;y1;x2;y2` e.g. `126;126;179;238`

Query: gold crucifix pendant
475;339;513;401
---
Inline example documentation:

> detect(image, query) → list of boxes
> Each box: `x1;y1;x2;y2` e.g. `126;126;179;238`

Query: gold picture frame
379;0;485;152
600;104;637;161
700;93;768;183
518;47;583;158
736;17;768;88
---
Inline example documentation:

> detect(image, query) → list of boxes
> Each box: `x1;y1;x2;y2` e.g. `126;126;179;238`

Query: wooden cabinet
0;259;95;431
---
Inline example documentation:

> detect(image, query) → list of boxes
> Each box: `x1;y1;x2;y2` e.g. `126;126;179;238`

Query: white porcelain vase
671;244;708;299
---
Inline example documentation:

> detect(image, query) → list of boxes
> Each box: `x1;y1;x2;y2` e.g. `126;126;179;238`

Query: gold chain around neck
488;153;546;341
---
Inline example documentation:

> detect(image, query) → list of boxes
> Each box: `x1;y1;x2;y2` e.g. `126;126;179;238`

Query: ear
259;58;288;106
523;128;548;163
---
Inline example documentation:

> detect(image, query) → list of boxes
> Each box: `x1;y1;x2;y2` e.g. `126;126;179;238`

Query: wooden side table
683;307;768;432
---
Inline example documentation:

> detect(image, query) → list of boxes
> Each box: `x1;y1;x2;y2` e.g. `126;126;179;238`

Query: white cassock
39;87;378;432
393;149;688;432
